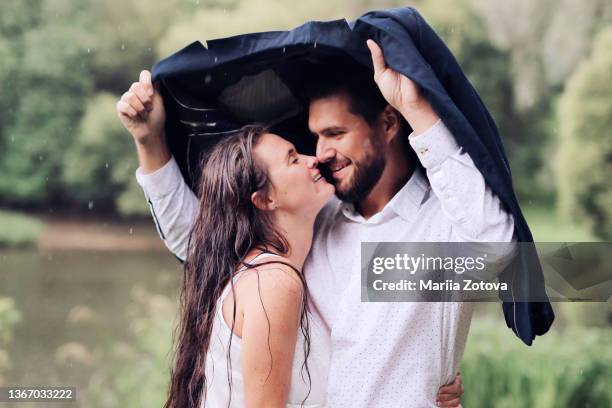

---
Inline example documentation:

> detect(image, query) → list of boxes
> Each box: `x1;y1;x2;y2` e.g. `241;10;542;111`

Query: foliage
461;317;612;408
0;210;44;247
0;6;94;207
522;206;596;242
157;0;361;57
61;92;148;215
556;27;612;240
0;0;610;220
0;297;21;384
82;286;177;407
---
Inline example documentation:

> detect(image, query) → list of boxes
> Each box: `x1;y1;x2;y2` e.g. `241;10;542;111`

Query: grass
522;205;597;242
0;210;44;247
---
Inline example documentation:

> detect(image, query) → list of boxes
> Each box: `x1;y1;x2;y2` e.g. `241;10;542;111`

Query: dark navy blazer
152;6;555;345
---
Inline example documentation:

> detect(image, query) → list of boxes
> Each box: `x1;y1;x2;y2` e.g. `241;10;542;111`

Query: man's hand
436;372;464;407
366;39;439;134
116;70;171;173
116;70;166;145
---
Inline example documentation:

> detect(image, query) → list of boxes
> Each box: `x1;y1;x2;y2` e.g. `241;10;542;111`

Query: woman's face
253;133;335;217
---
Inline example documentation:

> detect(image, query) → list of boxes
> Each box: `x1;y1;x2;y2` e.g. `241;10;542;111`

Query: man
118;40;513;406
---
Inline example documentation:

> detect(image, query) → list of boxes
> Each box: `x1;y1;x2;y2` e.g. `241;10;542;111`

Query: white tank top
201;253;330;407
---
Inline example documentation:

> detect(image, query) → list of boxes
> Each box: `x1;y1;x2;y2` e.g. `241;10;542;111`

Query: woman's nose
303;155;318;168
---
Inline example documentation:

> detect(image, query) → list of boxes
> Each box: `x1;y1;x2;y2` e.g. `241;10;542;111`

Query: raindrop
87;48;90;53
121;44;125;50
88;201;94;210
214;57;218;63
105;162;109;169
129;227;134;235
313;42;317;48
282;47;286;53
204;74;212;84
39;155;43;161
195;0;200;4
148;47;152;52
10;135;14;143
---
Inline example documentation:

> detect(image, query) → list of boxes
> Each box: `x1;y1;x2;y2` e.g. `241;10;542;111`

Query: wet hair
164;125;312;408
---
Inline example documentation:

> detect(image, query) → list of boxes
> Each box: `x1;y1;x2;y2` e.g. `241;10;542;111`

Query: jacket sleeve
409;119;516;243
135;156;198;262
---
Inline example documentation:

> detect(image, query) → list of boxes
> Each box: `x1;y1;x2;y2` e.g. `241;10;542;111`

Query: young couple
117;39;515;407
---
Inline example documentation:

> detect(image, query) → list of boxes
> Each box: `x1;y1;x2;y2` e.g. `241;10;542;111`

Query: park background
0;0;610;406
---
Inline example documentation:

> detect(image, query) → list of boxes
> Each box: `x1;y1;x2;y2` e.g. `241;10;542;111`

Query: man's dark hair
301;57;388;126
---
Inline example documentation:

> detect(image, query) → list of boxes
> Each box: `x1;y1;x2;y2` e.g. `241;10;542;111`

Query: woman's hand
436;372;464;407
116;70;166;145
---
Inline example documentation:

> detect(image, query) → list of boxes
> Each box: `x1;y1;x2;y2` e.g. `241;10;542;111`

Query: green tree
556;27;612;239
62;92;148;215
0;21;93;206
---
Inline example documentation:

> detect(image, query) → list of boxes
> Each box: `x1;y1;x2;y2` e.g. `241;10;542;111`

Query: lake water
0;248;182;407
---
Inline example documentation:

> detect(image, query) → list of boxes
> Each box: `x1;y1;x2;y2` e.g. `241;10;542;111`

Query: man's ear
251;191;277;211
380;105;401;144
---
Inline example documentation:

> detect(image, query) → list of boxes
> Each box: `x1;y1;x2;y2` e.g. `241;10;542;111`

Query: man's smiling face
308;91;386;203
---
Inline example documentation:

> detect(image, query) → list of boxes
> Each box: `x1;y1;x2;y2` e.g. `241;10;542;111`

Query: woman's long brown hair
163;125;312;408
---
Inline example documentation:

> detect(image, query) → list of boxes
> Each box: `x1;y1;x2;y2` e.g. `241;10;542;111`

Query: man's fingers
116;100;138;119
139;70;154;96
439;380;461;396
437;397;461;407
437;389;461;402
130;82;152;111
122;91;147;116
366;39;386;76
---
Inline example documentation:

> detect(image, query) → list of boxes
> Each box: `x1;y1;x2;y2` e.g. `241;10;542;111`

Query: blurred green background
0;0;610;407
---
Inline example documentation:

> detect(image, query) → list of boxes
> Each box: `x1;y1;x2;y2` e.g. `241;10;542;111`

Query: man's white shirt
136;119;515;407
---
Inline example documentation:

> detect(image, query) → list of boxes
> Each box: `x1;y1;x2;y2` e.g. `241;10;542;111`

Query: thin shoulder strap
219;253;302;303
239;252;301;275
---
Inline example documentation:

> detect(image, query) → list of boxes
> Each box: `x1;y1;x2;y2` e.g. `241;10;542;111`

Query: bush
0;210;43;247
0;297;21;385
461;317;612;408
61;92;148;216
556;27;612;240
81;285;177;407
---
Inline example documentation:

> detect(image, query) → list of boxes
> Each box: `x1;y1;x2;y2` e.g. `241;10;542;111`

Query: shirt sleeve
409;119;515;242
135;156;198;261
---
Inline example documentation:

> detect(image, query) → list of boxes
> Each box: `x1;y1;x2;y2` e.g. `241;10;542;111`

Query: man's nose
315;139;335;163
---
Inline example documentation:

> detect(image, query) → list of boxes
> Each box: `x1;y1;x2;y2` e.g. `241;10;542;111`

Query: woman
117;71;465;408
168;124;335;407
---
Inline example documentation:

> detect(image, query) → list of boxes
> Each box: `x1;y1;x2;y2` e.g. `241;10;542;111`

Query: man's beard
333;142;386;203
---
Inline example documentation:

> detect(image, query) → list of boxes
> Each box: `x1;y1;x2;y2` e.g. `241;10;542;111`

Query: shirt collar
339;167;430;224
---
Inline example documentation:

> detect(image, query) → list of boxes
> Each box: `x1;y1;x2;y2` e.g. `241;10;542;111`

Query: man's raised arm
117;70;197;261
367;40;514;242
